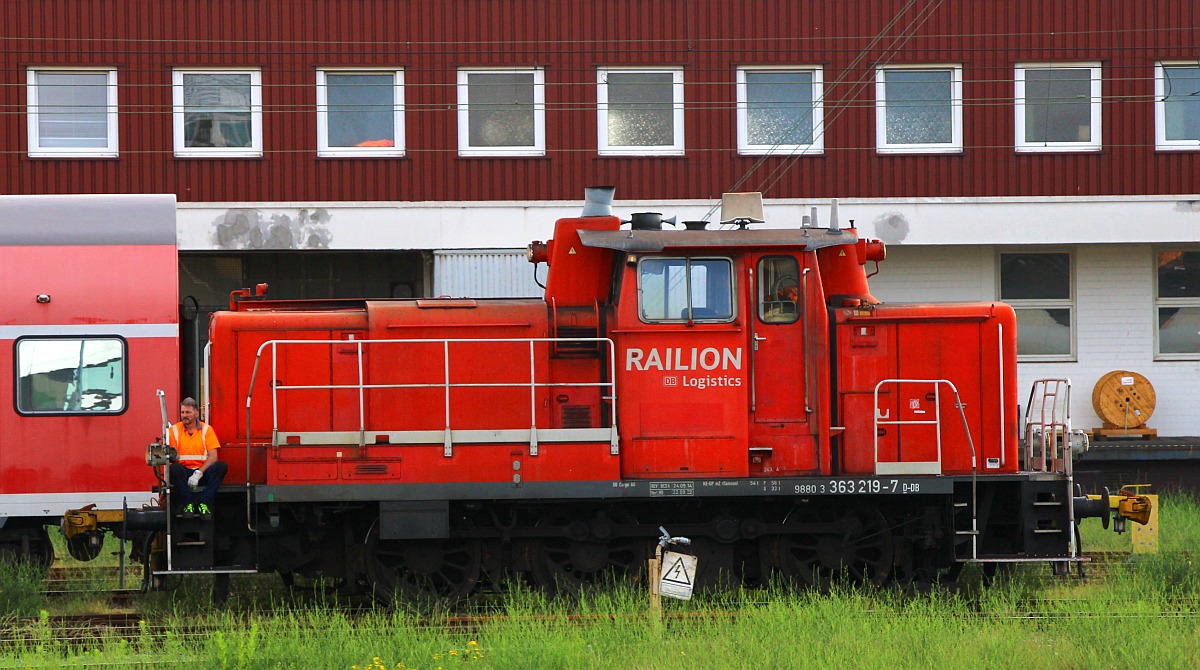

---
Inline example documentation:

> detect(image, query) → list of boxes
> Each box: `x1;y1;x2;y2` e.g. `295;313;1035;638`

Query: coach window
1156;250;1200;358
15;338;126;414
758;256;801;324
999;252;1074;360
638;257;733;322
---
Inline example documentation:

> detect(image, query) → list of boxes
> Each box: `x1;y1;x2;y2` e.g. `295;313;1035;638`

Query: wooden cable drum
1091;370;1156;429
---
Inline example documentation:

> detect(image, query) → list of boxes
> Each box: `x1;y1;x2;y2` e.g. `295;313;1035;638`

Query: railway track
35;550;1159;600
19;550;1183;646
7;598;1200;650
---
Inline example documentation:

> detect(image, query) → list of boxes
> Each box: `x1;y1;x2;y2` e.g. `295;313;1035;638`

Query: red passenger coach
0;195;178;564
61;188;1144;600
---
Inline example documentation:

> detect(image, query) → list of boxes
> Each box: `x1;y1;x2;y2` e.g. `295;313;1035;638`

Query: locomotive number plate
798;479;920;495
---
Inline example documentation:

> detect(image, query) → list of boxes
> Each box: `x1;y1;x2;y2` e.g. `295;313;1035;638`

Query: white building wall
174;196;1200;252
869;246;992;303
874;244;1200;436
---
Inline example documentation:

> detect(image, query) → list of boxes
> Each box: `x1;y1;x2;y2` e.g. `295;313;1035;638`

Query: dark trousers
169;461;228;506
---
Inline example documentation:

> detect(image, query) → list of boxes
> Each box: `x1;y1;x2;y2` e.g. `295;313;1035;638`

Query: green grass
3;493;1198;669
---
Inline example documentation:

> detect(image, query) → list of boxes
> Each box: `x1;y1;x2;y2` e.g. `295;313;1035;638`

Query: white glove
187;469;204;492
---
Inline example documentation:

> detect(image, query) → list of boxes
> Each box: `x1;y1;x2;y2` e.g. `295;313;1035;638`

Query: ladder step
175;541;208;546
954;502;969;508
955;530;979;536
1033;501;1063;506
1033;529;1064;534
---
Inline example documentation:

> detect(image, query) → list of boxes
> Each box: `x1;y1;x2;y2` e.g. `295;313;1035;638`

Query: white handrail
246;336;619;461
873;377;978;559
1021;378;1076;558
872;378;976;476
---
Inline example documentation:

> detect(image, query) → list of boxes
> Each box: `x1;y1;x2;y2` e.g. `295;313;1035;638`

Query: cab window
758;256;800;324
638;257;734;322
15;337;127;414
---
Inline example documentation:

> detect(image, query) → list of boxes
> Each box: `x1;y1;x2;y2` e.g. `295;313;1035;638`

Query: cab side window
758;256;800;324
15;337;127;414
638;257;734;322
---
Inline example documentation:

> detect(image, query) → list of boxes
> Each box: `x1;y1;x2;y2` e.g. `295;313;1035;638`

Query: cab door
747;254;819;474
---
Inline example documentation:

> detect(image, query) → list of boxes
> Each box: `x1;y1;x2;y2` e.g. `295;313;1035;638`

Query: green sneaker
181;503;195;518
197;503;212;517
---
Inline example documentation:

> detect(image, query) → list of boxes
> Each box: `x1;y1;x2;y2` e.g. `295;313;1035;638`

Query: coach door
748;254;818;472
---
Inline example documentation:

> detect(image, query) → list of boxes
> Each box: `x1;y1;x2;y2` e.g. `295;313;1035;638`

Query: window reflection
745;71;815;146
468;72;536;148
639;257;733;321
1156;250;1200;357
1013;308;1072;356
1022;68;1094;143
606;72;675;147
16;338;125;413
326;73;395;147
183;73;253;148
759;256;800;324
884;69;954;145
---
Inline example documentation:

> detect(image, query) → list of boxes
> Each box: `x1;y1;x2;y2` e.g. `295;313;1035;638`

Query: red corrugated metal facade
2;0;1199;202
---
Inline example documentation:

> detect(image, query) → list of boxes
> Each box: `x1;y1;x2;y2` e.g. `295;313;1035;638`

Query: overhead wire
703;0;944;223
753;0;948;200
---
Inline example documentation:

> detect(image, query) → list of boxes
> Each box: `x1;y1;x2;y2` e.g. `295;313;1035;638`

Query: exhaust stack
582;186;616;217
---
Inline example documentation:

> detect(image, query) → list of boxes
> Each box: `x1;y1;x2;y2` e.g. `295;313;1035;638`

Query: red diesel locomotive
56;188;1141;598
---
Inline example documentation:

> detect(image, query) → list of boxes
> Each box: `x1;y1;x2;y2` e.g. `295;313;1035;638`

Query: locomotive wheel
366;526;482;604
777;501;893;590
688;537;741;591
0;526;55;571
529;507;643;594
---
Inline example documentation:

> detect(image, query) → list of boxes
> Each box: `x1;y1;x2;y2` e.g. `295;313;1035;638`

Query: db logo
663;376;678;387
909;399;921;410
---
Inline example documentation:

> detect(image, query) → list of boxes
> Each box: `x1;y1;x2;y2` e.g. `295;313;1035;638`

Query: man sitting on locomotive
168;397;227;518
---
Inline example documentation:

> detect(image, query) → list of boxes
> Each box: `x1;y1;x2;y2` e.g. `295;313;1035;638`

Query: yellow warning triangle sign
839;249;846;256
568;247;577;255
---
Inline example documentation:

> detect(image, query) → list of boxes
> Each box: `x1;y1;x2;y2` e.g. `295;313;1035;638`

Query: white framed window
1155;62;1200;151
736;67;823;156
456;68;545;157
317;69;404;157
173;69;263;158
26;68;118;157
1155;249;1200;359
999;251;1075;361
875;65;962;154
1015;63;1101;152
597;68;684;156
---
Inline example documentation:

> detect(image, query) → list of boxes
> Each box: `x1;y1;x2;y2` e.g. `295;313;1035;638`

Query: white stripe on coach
0;323;178;339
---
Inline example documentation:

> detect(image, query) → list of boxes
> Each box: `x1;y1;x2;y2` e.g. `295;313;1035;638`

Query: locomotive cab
599;239;831;479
